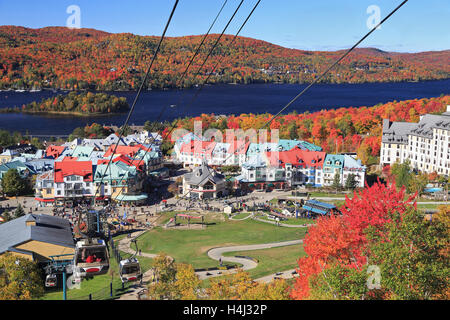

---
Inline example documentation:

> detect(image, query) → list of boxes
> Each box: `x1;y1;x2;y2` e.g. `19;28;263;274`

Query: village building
0;214;75;264
182;162;227;199
380;105;450;175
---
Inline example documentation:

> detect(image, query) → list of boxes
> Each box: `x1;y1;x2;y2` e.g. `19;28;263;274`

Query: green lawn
256;214;315;226
41;246;132;300
417;203;448;210
137;219;307;269
155;211;227;226
232;212;252;220
222;244;306;279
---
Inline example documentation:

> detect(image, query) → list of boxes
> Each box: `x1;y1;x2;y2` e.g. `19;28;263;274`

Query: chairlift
73;238;110;280
45;274;57;288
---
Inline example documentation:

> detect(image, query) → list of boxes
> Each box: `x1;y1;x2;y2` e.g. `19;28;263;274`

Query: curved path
229;213;254;221
117;231;304;298
206;239;303;271
253;216;314;228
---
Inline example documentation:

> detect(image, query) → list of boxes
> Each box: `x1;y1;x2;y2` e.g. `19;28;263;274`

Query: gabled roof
180;140;216;156
36;170;54;182
46;145;67;159
343;155;366;171
242;154;268;169
0;214;74;255
97;154;144;171
184;162;225;186
228;140;250;155
0;161;35;177
266;147;326;168
94;162;137;181
54;161;93;182
71;146;94;159
103;144;150;158
247;143;278;156
324;154;345;168
175;132;205;146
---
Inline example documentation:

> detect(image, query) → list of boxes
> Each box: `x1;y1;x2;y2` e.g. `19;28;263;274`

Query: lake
0;79;448;135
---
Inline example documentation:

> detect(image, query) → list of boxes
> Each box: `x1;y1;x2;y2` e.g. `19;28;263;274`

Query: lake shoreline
1;77;449;94
0;109;129;117
1;79;448;136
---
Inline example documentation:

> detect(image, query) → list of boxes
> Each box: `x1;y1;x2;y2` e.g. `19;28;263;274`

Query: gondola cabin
45;274;57;288
119;258;142;283
73;238;109;279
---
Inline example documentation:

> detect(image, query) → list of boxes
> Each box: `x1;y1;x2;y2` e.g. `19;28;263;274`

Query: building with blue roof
0;160;35;180
0;214;75;263
302;199;339;216
322;154;345;186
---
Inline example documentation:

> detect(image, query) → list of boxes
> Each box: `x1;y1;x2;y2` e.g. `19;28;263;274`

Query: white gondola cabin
73;238;109;280
119;258;142;283
45;274;57;288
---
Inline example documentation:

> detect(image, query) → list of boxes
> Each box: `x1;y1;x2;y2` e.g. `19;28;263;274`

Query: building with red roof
266;147;326;187
179;140;216;167
103;144;150;158
46;145;66;159
53;161;94;205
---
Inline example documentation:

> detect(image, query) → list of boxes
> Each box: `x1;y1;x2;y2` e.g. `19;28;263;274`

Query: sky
0;0;449;53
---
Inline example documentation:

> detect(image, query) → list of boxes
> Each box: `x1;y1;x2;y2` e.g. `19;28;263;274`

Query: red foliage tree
290;181;417;300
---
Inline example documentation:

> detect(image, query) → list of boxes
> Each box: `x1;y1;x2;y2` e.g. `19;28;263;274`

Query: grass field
137;218;307;269
41;246;131;300
232;212;252;219
222;244;306;279
256;214;315;226
155;211;227;226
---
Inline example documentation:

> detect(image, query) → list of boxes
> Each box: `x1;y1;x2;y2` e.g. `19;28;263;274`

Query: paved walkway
252;216;314;228
206;239;303;271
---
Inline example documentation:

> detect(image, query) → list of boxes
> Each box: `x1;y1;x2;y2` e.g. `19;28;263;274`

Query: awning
35;198;55;202
114;193;148;202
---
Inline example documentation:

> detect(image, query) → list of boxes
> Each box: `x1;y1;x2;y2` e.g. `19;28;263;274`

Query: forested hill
1;26;449;91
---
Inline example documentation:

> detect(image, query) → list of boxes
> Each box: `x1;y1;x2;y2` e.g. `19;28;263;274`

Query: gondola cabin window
77;247;107;263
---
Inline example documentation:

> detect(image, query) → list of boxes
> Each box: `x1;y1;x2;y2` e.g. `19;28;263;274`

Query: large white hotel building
380;105;450;175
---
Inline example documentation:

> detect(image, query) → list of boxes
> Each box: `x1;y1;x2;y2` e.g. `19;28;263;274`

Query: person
86;254;95;263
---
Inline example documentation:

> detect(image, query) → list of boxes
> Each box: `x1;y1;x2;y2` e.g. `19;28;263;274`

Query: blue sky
0;0;449;52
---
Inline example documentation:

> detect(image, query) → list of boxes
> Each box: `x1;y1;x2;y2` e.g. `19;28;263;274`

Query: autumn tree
0;253;44;300
207;269;291;300
1;169;29;197
409;172;429;196
291;181;418;300
366;207;449;299
390;160;413;193
147;253;177;300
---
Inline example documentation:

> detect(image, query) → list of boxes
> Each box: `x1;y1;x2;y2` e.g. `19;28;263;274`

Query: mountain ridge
1;25;449;91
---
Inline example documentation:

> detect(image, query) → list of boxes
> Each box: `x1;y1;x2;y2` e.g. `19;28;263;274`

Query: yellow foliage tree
0;253;44;300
